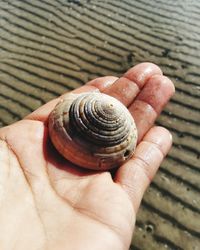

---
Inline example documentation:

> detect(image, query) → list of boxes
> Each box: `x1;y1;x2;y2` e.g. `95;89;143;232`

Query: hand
0;63;175;250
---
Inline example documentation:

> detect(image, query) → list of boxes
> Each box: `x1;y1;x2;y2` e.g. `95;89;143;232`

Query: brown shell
48;92;137;170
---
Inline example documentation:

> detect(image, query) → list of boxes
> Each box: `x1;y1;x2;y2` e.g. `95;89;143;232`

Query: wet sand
0;0;199;249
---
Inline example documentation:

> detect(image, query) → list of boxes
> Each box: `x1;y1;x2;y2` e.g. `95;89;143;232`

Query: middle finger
129;74;175;142
103;62;163;106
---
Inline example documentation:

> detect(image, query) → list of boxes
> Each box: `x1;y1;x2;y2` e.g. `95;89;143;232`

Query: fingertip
86;76;118;91
154;126;173;141
135;74;175;115
150;74;175;95
143;126;173;156
71;85;99;94
124;62;163;89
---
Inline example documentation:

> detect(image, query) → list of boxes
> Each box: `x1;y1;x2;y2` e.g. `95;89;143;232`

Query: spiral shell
48;92;137;170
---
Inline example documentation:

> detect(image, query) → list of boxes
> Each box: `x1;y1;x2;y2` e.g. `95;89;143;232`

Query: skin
0;63;175;250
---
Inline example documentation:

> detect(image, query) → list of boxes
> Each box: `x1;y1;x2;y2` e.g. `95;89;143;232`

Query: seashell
48;92;137;170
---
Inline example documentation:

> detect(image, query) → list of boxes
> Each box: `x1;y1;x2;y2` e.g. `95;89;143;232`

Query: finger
129;75;175;142
86;76;118;91
25;63;162;122
25;76;117;122
103;62;163;106
114;126;172;213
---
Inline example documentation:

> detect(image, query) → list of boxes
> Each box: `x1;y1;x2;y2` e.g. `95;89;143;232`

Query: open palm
0;63;174;250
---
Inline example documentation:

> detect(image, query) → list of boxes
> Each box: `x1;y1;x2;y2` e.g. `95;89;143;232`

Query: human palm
0;63;174;250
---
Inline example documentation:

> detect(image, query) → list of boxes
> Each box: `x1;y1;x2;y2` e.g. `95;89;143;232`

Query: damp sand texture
0;0;200;249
